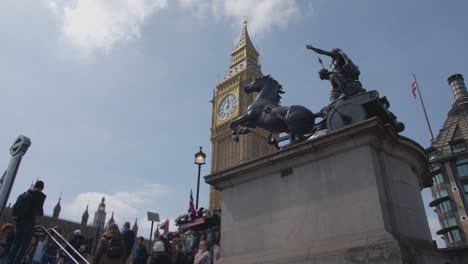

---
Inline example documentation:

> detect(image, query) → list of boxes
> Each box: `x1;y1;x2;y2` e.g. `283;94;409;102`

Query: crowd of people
0;181;221;264
144;232;220;264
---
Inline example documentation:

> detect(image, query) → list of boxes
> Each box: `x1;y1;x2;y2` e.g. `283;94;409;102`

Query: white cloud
178;0;300;37
44;0;300;56
46;0;168;55
61;183;174;238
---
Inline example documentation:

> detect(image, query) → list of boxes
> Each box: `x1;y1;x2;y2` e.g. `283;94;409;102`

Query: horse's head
244;75;285;102
244;76;269;94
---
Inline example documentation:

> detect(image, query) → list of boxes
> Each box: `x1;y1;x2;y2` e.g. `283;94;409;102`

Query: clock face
217;93;238;120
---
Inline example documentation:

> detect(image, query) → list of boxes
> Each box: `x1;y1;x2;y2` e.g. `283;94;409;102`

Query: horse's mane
261;75;285;102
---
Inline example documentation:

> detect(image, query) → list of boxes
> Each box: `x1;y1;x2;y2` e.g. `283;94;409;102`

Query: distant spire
132;218;139;236
81;204;89;226
54;194;62;212
108;211;115;225
52;195;62;226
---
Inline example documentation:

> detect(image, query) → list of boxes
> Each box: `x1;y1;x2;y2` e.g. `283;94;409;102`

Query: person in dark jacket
67;229;86;264
131;237;147;264
9;181;46;264
148;241;171;264
121;221;135;261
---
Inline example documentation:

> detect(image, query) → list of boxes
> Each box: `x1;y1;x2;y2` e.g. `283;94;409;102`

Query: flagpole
413;73;435;141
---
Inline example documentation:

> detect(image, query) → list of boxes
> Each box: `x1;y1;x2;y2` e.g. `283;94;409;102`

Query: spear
318;57;325;69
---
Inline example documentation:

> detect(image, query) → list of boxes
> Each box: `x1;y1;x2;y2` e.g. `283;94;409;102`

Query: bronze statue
306;45;365;101
230;75;318;146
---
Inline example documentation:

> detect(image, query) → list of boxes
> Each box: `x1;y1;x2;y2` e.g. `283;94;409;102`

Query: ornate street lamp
194;146;206;209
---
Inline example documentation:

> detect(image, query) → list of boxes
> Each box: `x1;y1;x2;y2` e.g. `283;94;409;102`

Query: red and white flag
159;219;169;234
411;79;417;99
188;189;195;214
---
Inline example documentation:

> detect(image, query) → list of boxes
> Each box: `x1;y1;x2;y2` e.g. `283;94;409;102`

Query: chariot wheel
326;102;366;132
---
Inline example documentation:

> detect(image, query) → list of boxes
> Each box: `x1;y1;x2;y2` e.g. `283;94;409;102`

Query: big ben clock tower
209;19;276;209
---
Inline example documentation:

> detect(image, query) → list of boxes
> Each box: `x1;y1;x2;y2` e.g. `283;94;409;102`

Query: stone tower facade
209;19;276;209
428;73;468;248
92;197;107;231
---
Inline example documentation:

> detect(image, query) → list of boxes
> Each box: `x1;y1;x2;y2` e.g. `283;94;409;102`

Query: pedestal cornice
205;117;431;190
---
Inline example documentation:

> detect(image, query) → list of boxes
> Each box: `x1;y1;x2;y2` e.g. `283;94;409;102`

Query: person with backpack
93;223;126;264
9;180;46;264
120;221;135;261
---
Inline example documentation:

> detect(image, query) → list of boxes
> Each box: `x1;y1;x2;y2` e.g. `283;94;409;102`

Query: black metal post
148;221;154;253
196;163;201;209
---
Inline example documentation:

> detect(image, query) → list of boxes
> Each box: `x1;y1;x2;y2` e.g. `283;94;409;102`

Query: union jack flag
188;189;196;214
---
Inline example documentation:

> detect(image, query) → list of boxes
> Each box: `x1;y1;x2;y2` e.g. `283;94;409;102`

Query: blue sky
1;0;467;246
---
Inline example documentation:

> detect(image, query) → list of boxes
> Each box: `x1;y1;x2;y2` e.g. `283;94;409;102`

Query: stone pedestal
205;118;448;264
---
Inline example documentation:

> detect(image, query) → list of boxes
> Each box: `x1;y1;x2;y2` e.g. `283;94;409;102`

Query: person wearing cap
66;229;86;264
9;181;46;264
147;241;171;264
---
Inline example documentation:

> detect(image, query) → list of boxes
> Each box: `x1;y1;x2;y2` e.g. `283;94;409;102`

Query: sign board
147;211;160;222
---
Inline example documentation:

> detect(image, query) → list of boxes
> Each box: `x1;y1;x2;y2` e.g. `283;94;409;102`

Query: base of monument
218;231;445;263
206;118;448;264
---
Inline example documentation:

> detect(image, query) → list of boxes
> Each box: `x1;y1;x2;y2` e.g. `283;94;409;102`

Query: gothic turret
132;218;138;236
222;17;262;82
52;195;61;226
81;204;89;227
92;197;107;232
107;211;115;226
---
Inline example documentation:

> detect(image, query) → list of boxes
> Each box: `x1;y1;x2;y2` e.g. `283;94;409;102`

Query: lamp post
194;146;206;209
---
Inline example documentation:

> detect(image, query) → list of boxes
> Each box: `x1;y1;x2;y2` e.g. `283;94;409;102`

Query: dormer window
451;140;466;154
450;127;465;153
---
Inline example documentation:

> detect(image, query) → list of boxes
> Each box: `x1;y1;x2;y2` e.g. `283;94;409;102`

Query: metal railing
34;225;89;264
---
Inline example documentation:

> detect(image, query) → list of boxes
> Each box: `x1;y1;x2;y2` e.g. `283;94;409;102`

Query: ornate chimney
448;74;468;102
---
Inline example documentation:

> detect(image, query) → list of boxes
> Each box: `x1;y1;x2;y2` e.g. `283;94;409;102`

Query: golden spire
232;16;258;56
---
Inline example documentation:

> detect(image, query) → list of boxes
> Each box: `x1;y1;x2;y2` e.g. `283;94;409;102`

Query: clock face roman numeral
217;93;238;120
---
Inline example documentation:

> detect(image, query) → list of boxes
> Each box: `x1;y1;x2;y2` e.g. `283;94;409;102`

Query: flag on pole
411;79;417;99
159;219;169;234
188;189;196;214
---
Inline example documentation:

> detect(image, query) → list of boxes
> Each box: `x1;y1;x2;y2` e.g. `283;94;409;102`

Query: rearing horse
230;75;318;145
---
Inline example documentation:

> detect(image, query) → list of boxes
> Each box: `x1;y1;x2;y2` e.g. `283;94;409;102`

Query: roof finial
243;16;247;27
